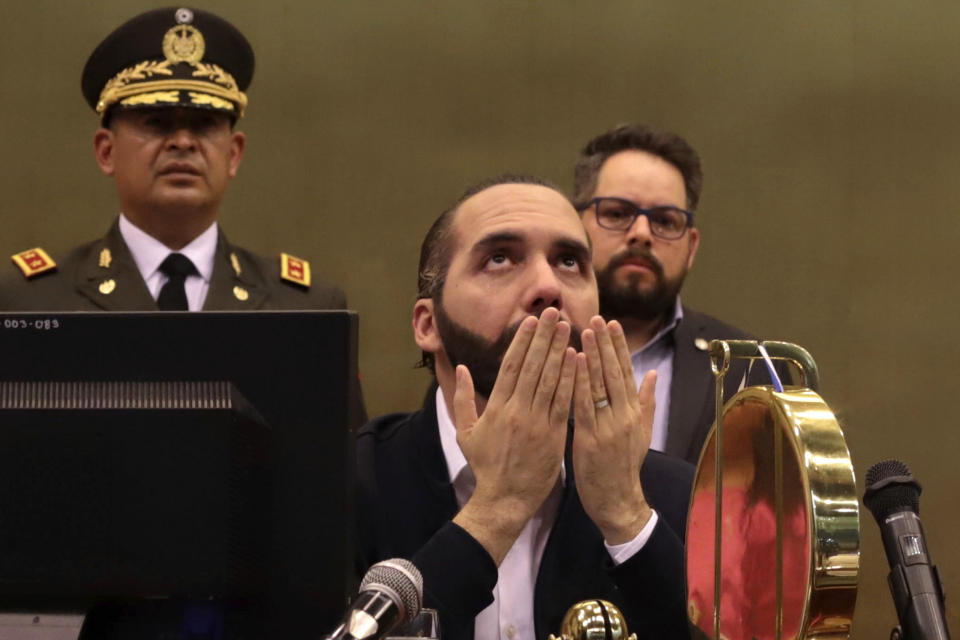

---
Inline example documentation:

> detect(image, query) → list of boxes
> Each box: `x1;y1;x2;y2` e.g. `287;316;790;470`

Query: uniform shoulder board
11;247;57;279
280;252;311;288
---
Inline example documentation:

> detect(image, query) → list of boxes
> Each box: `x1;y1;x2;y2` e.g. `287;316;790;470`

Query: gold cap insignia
11;248;57;279
99;248;112;268
230;252;242;277
233;285;249;301
99;279;117;295
162;24;205;65
280;252;311;288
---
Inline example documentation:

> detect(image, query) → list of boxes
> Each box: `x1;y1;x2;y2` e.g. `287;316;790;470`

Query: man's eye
605;207;631;220
483;252;516;271
559;254;580;270
649;208;685;231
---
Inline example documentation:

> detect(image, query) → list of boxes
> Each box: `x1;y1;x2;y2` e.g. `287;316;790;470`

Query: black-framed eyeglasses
578;197;695;240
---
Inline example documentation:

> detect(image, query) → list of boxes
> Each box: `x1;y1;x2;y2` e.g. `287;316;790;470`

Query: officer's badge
99;279;116;295
233;285;249;301
99;248;112;268
230;252;242;277
11;248;57;279
280;253;311;288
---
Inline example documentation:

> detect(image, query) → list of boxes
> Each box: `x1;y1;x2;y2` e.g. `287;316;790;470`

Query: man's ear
228;130;246;178
413;298;443;355
93;128;116;176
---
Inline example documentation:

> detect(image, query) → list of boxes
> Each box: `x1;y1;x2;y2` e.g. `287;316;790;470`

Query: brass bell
548;600;636;640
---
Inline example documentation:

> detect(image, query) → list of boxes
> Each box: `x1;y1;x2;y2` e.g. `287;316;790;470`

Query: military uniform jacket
0;220;346;311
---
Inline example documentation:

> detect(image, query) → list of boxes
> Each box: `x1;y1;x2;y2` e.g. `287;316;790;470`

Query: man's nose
166;127;198;151
524;258;562;315
625;212;653;246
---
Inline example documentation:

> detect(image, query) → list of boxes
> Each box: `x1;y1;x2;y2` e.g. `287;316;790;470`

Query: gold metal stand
686;340;859;640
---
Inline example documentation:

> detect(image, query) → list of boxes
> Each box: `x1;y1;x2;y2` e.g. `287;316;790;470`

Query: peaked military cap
81;7;254;120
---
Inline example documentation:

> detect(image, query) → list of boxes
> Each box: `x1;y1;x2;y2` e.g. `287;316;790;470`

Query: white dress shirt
118;214;218;311
630;299;684;452
434;388;659;640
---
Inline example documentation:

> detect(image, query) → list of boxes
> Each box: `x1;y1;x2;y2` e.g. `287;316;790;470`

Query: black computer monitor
0;311;359;636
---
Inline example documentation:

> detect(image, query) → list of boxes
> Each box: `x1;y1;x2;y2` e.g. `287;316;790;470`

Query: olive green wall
2;1;958;636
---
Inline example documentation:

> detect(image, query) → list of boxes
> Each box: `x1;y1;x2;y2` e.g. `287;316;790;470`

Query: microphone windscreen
863;459;921;521
361;559;423;623
865;459;911;486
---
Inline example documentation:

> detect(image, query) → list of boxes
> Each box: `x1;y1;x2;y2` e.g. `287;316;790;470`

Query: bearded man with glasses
574;124;781;464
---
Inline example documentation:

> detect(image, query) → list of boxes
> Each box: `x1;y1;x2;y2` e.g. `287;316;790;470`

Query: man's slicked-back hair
416;173;561;372
573;124;703;211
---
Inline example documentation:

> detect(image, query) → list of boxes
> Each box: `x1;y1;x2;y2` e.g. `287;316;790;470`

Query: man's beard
596;246;687;325
434;302;583;399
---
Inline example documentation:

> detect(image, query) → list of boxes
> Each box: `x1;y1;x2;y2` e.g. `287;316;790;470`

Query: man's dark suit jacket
0;220;346;310
665;306;786;464
357;397;695;640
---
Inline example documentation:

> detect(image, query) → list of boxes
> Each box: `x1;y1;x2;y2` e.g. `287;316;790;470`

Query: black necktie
157;253;198;311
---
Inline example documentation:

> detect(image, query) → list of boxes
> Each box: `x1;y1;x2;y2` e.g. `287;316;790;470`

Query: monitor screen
0;311;359;636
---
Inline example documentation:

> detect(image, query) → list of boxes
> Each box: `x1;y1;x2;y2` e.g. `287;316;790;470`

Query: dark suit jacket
0;220;345;311
357;397;695;640
665;306;787;464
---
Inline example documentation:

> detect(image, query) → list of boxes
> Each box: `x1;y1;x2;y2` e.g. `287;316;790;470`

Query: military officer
0;7;345;311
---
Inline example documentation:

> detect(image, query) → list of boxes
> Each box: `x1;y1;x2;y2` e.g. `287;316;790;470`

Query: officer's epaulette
11;248;57;279
280;252;311;288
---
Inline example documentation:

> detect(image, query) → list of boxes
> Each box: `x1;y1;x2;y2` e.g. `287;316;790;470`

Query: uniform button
505;624;516;638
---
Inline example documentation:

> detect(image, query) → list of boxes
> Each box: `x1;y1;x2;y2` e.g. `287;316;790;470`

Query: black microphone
327;559;423;640
863;459;951;640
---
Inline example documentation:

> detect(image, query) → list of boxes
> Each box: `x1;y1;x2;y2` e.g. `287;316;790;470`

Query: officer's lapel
75;221;156;311
200;231;268;310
